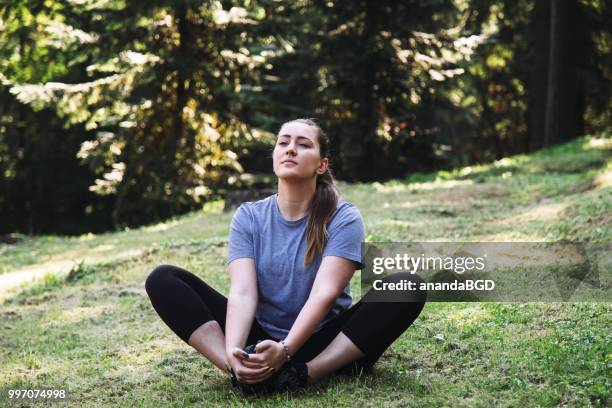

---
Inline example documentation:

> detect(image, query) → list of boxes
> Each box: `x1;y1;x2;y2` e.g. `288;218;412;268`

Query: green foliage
1;0;611;234
1;0;273;231
249;0;474;180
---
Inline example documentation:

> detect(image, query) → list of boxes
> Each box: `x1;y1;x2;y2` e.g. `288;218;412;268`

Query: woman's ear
317;158;329;174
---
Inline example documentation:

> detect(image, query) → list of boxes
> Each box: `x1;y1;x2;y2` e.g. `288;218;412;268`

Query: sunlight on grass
78;233;97;241
586;136;612;150
371;181;411;193
372;178;475;193
479;231;546;241
144;220;180;233
407;179;474;191
447;306;491;328
56;305;107;325
117;339;180;366
0;247;145;300
392;200;426;210
496;203;567;225
593;170;612;189
382;219;414;227
0;260;73;301
91;244;115;253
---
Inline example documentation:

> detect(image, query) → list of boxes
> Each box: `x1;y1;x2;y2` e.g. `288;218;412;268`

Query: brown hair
279;118;339;265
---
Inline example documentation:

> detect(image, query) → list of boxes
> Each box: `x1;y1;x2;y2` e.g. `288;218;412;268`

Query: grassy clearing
1;135;610;407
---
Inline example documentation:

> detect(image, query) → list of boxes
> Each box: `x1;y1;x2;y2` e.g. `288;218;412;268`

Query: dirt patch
593;170;612;189
495;202;567;226
434;183;510;203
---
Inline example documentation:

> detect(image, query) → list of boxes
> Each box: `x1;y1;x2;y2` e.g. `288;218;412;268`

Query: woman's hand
227;347;276;384
243;340;287;372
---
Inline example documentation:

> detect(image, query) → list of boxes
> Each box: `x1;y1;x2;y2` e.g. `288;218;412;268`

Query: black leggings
145;264;427;373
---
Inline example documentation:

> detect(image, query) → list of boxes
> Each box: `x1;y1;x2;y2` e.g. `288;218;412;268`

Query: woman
145;118;427;394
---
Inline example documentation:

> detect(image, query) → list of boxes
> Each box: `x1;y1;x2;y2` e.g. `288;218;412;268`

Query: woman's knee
376;272;427;327
145;264;177;295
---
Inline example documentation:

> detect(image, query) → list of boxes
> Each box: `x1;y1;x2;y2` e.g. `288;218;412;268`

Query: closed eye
278;142;310;147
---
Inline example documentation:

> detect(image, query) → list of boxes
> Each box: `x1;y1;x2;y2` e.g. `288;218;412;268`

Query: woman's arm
251;256;356;364
226;258;275;383
284;255;356;354
225;258;258;351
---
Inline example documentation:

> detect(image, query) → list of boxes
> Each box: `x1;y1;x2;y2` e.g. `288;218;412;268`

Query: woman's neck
276;179;316;221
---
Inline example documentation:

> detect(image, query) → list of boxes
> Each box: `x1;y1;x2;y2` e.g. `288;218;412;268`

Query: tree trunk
531;0;583;150
349;0;379;181
553;0;583;143
529;0;550;151
543;0;560;148
175;2;188;155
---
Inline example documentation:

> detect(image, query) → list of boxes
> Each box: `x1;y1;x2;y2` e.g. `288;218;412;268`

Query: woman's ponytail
304;167;339;265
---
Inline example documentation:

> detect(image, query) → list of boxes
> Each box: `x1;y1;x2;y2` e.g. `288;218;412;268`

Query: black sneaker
229;368;253;394
267;360;309;392
229;343;309;395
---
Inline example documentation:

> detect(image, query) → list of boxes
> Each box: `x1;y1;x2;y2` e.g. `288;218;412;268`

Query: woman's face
273;122;328;180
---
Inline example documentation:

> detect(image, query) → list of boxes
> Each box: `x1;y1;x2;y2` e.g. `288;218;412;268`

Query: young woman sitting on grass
145;118;427;394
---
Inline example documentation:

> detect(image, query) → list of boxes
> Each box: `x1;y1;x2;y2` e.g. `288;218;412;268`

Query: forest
1;0;610;234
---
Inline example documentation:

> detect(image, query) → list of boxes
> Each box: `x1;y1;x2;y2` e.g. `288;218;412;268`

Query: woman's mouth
282;160;297;165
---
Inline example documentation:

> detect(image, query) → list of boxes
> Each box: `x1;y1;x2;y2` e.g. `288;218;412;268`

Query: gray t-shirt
227;193;365;340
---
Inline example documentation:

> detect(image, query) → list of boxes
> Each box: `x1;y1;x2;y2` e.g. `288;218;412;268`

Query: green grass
0;135;611;407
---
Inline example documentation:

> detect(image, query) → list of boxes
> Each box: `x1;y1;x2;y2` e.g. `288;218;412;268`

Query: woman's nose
285;143;296;155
